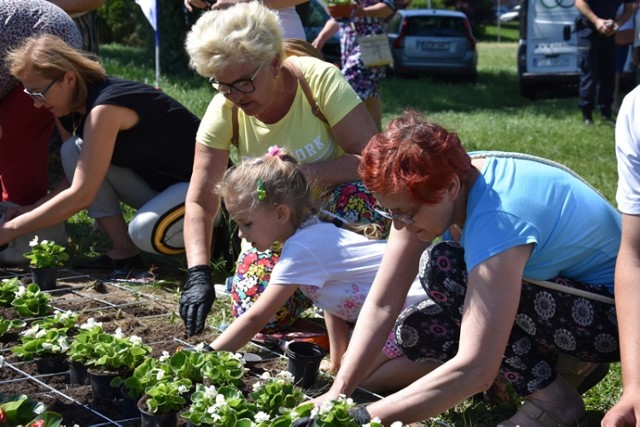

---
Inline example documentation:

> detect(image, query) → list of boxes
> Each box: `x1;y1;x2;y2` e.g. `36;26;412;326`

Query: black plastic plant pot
69;360;90;385
35;354;68;374
30;267;58;291
138;396;179;427
286;341;326;388
88;368;122;402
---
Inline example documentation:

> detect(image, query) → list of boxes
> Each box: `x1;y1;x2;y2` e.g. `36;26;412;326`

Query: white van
517;0;580;99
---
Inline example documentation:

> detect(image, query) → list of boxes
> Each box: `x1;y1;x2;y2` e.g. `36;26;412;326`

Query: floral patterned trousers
395;241;620;396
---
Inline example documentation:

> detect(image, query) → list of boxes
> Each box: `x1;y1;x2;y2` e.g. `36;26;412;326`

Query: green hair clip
256;179;267;201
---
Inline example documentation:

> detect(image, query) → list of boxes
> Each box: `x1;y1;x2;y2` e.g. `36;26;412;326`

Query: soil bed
0;267;384;426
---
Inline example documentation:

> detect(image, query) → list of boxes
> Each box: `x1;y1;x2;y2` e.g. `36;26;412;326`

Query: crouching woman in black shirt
2;34;201;269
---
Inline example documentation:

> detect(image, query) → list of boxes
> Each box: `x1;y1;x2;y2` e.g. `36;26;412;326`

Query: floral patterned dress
338;0;395;99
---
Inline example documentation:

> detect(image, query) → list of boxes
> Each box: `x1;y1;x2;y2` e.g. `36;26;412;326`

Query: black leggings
395;241;620;396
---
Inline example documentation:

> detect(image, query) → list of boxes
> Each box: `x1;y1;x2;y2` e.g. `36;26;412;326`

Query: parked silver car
387;9;478;80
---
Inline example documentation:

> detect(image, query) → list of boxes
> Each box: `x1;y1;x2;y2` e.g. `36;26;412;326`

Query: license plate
419;41;449;50
534;56;569;67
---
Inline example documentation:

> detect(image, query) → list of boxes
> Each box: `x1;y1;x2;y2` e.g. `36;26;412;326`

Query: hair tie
267;145;282;158
256;179;267;201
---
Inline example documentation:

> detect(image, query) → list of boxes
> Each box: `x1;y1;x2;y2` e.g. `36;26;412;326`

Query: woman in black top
2;34;200;268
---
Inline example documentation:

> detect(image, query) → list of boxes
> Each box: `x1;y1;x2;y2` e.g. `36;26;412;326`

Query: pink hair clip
267;145;282;158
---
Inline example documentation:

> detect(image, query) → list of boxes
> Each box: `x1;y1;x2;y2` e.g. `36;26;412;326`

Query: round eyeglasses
208;63;263;95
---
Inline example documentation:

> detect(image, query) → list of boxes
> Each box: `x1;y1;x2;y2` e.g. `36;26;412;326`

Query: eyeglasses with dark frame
208;63;264;95
374;202;421;225
23;78;59;103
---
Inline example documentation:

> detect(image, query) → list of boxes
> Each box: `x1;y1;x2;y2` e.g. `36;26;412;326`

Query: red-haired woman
313;110;622;426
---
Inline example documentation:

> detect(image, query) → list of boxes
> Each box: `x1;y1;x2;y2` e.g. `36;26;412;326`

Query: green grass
81;41;623;425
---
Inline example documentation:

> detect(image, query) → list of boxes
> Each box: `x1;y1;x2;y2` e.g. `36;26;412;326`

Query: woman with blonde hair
0;34;200;269
180;2;386;337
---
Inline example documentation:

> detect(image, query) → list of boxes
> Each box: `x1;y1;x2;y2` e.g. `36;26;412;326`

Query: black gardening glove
179;265;216;337
291;417;316;427
291;406;371;427
349;406;372;425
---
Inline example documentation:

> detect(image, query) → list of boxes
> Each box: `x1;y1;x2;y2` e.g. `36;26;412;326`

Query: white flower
178;385;188;393
29;236;39;247
252;381;263;392
390;422;404;427
80;318;102;330
15;285;26;297
35;328;47;338
156;370;165;381
310;405;320;418
129;335;142;345
260;371;272;380
276;370;294;383
255;411;270;422
318;399;335;415
22;324;40;337
159;351;170;362
114;328;124;338
40;239;49;245
58;337;70;352
203;385;217;399
194;342;205;352
215;394;226;406
55;310;76;321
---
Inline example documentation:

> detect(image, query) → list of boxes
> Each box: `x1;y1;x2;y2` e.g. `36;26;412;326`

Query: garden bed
0;267;385;426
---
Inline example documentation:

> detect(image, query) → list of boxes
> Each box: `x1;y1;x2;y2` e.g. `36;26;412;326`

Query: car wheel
466;71;477;83
519;80;536;100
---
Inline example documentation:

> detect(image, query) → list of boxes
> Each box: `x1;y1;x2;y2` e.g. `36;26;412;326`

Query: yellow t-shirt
196;56;362;164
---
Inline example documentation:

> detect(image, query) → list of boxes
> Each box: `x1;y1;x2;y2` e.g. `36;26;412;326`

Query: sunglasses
23;78;58;103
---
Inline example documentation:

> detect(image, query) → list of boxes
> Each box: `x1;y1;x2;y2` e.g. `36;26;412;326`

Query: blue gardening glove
179;265;215;337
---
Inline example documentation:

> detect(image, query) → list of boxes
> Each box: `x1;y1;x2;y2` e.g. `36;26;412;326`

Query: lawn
87;39;624;425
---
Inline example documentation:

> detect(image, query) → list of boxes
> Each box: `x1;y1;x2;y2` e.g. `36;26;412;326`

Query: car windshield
406;16;466;37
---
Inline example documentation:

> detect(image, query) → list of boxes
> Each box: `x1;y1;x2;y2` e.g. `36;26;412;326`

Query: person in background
210;148;433;392
308;111;621;426
0;0;81;209
601;84;640;427
575;0;634;125
632;0;640;84
312;0;397;131
613;1;639;113
1;34;201;270
48;0;104;53
183;0;307;40
180;2;385;337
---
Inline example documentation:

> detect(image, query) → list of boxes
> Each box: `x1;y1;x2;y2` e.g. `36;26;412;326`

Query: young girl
210;147;434;393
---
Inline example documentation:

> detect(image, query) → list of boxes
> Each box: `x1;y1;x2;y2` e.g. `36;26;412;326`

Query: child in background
209;147;434;393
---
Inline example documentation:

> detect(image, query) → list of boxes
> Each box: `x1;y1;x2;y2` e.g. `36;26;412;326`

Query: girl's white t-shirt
269;219;426;323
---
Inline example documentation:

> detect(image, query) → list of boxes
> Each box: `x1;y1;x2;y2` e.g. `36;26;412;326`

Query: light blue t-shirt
460;155;621;292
